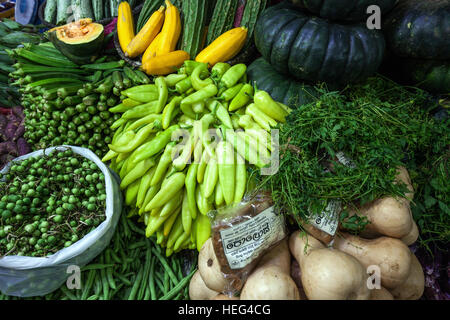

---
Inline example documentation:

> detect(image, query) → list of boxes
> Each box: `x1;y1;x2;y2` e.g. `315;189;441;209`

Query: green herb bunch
254;76;448;236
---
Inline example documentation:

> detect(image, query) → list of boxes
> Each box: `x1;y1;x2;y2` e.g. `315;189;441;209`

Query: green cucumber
240;0;268;47
56;0;71;24
206;0;239;45
180;0;208;58
44;0;57;23
80;0;95;19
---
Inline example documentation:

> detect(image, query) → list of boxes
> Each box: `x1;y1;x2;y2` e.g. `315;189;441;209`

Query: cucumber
57;0;72;24
92;0;104;21
206;0;239;45
180;0;208;58
71;0;82;21
44;0;58;24
240;0;267;47
104;0;111;18
80;0;95;19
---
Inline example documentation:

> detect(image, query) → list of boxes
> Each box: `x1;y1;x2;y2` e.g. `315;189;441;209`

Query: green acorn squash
48;18;104;65
383;0;450;60
247;57;321;109
290;0;397;22
254;2;386;85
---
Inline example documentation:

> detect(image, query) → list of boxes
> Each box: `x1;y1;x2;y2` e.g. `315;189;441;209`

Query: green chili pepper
183;60;208;76
202;156;218;199
216;141;236;205
145;206;180;237
196;213;211;251
215;181;224;207
110;123;156;154
162;96;183;129
181;190;192;234
136;167;157;208
151;142;176;186
207;100;233;129
192;101;205;114
181;84;218;106
237;131;271;162
175;77;192;94
165;73;187;87
123;98;142;108
122;84;157;96
185;163;198;220
125;114;162;132
131;125;180;165
110;103;133;113
196;183;213;216
125;90;159;103
229;83;254;111
180;103;196;119
191;63;213;91
225;127;270;168
120;158;156;189
172;131;194;171
218;83;244;101
145;172;186;211
196;149;209;184
122;101;158;119
220;63;246;88
234;152;247;204
155;76;168;113
253;90;288;122
245;103;277;131
211;62;231;81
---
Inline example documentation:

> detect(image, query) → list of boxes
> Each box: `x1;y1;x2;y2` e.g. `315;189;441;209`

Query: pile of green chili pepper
103;60;290;256
0;209;197;300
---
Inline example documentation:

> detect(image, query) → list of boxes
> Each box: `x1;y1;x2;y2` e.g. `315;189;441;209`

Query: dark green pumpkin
383;0;450;60
247;57;321;109
254;2;386;85
290;0;397;22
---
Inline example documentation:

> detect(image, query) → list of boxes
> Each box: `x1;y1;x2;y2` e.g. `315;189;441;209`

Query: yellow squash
142;50;190;76
195;27;248;67
142;32;163;63
156;0;181;56
126;6;165;58
117;2;135;53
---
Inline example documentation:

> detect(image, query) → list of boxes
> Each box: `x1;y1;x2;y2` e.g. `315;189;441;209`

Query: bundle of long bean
0;208;196;300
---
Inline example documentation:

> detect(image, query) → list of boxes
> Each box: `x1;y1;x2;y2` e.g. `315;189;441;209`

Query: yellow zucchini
117;2;135;53
195;27;248;67
126;6;165;58
142;50;190;76
142;32;163;63
156;0;181;56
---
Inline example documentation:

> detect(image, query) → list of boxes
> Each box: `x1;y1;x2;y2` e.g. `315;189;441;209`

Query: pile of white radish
188;167;425;300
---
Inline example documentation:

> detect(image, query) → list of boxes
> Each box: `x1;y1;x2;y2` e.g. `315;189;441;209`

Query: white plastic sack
0;146;123;297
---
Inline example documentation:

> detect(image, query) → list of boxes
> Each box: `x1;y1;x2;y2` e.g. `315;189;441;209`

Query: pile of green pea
0;148;106;257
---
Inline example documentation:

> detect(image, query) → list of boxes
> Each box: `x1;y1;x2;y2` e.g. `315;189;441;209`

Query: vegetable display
0;0;447;302
104;60;288;256
0;148;106;257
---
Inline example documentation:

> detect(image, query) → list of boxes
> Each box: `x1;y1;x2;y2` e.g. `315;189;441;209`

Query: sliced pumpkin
48;18;104;65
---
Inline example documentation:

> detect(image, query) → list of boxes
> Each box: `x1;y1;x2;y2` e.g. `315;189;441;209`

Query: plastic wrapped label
220;206;285;270
0;146;123;297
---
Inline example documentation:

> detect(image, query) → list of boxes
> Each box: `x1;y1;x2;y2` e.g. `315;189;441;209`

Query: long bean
152;248;179;285
159;268;196;300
